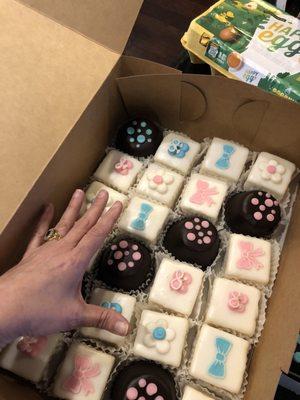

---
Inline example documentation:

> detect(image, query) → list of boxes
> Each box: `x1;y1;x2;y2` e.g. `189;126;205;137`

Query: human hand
0;189;128;348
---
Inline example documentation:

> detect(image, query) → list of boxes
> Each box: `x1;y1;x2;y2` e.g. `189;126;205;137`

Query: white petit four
182;385;214;400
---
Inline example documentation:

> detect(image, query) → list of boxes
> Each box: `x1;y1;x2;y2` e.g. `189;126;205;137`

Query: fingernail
97;190;107;199
111;201;122;210
114;320;129;336
74;189;83;198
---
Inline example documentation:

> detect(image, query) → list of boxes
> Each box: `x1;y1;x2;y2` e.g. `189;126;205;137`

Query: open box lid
0;0;142;234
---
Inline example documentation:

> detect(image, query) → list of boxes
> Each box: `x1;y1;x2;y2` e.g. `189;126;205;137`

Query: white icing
182;386;214;400
136;163;184;207
205;277;261;336
190;324;249;394
80;288;136;345
93;149;142;193
133;310;188;368
244;152;295;200
201;138;249;183
179;173;229;222
154;133;201;175
84;181;127;212
53;343;115;400
149;258;204;316
224;233;271;285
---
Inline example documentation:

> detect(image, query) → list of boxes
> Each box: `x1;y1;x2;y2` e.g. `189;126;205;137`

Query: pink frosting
228;291;249;312
17;336;48;358
115;158;133;175
153;175;163;184
189;180;219;206
170;270;193;294
266;165;276;174
237;241;265;270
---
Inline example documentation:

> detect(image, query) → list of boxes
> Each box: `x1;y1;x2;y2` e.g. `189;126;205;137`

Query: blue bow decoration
101;301;123;314
208;337;232;379
131;203;153;231
215;144;235;170
168;139;190;159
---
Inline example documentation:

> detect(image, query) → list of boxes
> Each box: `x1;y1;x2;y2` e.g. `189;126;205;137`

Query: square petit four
133;310;189;367
94;149;143;193
53;343;114;400
80;288;136;345
201;138;249;183
0;334;62;382
154;132;201;175
224;233;271;285
118;196;170;244
179;174;228;222
190;324;249;394
136;163;184;207
182;386;214;400
205;277;261;336
149;257;204;316
244;152;295;200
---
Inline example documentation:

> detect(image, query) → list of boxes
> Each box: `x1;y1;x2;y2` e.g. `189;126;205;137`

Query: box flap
18;0;143;54
0;0;120;233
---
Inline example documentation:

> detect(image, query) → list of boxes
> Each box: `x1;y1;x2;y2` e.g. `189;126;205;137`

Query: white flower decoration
143;319;176;354
258;159;286;183
146;169;174;194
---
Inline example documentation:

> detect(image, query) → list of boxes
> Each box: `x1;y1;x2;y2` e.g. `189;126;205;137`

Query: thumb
81;304;129;336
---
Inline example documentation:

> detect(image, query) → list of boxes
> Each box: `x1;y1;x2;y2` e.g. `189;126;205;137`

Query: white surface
180;173;228;221
205;277;261;336
149;257;204;316
182;386;214;400
53;343;115;400
201;138;249;183
224;233;272;285
190;324;249;394
133;310;188;367
244;152;295;200
80;288;136;345
93;149;142;192
136;163;184;207
154;133;201;175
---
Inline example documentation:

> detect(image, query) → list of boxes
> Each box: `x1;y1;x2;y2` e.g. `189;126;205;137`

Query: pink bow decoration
228;291;249;312
115;158;133;175
169;270;193;294
237;241;265;270
189;180;219;206
17;336;48;358
63;355;101;395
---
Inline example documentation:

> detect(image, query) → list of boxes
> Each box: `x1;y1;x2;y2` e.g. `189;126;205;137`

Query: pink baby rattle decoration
115;157;133;175
228;291;249;313
169;270;192;294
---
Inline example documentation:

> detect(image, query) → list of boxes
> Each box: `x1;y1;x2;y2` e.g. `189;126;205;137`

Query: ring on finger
44;228;62;242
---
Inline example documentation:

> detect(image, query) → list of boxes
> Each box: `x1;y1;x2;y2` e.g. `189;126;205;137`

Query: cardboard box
0;1;299;399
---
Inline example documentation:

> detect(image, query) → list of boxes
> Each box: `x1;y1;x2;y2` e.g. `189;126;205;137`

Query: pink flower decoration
228;291;249;312
169;270;193;294
237;241;265;270
189;180;219;207
63;355;101;395
115;157;133;175
17;336;48;358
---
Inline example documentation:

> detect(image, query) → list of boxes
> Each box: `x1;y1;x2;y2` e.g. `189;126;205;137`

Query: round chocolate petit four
163;217;220;268
225;190;281;237
116;118;163;157
108;360;177;400
96;236;153;291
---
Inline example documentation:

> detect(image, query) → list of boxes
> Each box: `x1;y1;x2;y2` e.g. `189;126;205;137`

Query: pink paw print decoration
169;270;192;294
237;241;265;270
228;291;249;313
115;157;133;175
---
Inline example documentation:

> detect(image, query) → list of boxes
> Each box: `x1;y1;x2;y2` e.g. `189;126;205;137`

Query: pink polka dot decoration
126;381;164;400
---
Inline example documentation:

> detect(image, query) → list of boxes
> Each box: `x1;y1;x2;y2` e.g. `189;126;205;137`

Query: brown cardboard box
0;1;299;399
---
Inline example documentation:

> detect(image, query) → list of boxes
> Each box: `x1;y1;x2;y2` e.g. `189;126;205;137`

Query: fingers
81;304;129;336
23;204;54;258
55;189;85;237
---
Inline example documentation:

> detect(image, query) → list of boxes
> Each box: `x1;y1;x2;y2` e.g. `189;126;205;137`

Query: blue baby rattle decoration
215;144;235;170
131;203;153;231
168;139;190;159
101;301;123;314
208;337;232;379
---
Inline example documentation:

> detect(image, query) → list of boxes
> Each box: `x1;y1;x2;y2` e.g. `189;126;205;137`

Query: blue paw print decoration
101;301;123;314
215;144;235;170
208;337;232;379
131;203;153;231
168;139;190;159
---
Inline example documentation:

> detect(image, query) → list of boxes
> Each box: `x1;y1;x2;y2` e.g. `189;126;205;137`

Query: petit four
94;149;142;193
190;324;249;394
133;310;188;368
115;118;163;157
118;196;170;244
244;152;295;200
136;163;184;207
205;277;261;336
0;334;62;383
179;173;228;222
163;217;220;268
109;360;177;400
154;132;201;175
80;288;136;345
149;258;204;316
96;236;153;292
53;343;114;400
225;190;281;237
201;138;249;183
224;233;272;285
182;386;214;400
